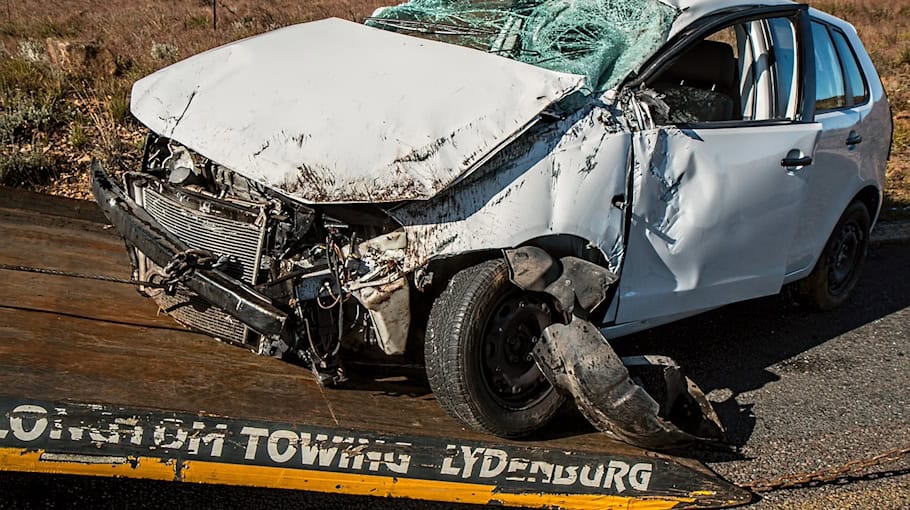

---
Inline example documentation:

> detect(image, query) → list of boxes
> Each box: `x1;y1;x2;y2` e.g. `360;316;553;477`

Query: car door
614;8;824;324
785;20;868;278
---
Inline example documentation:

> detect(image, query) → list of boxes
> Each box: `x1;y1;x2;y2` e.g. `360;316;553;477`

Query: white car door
615;10;824;324
786;20;868;279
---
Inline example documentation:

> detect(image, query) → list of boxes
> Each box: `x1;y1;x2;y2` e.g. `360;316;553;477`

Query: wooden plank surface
0;187;716;470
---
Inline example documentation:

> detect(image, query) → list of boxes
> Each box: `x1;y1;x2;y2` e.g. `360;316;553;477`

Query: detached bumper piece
91;161;287;346
534;318;726;451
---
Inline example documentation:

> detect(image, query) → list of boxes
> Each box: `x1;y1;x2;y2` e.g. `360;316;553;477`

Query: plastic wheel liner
504;246;726;451
532;318;726;451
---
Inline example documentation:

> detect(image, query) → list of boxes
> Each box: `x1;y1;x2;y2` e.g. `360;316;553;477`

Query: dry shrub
0;147;64;187
0;58;72;141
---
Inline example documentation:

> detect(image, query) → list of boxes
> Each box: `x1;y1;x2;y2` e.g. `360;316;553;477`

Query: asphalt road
614;242;910;508
1;244;908;509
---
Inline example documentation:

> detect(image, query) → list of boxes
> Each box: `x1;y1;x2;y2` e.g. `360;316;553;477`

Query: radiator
138;186;267;346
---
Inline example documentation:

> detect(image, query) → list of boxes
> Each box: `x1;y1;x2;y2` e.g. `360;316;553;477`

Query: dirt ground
0;0;908;216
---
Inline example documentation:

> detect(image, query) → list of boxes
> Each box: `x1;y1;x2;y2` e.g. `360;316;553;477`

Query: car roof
664;0;799;37
663;0;859;40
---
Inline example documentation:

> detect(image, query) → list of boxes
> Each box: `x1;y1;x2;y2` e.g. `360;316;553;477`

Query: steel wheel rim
827;221;863;295
480;290;553;411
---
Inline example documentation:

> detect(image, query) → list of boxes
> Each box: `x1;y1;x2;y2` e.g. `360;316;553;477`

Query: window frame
827;24;870;108
765;17;800;119
810;20;850;114
628;5;815;129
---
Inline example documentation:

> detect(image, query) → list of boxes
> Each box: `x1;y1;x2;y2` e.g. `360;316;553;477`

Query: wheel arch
411;234;615;342
853;184;882;225
422;233;610;294
787;182;882;286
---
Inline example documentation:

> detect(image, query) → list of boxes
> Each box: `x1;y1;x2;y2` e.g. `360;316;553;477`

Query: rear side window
811;22;846;111
830;29;869;105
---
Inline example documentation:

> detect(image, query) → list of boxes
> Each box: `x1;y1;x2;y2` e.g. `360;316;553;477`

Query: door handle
846;131;863;146
781;156;813;167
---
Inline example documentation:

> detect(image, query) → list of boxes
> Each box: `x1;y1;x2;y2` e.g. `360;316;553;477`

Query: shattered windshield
366;0;679;94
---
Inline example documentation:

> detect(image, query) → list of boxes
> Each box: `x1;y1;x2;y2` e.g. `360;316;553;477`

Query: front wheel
794;201;871;310
425;259;564;438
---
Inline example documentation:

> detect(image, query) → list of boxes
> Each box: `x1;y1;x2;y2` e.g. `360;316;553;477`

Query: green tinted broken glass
366;0;678;94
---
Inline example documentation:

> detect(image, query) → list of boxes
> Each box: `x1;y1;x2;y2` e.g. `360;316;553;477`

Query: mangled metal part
346;230;410;356
130;18;585;204
532;318;725;450
504;246;618;315
355;277;410;356
91;161;289;343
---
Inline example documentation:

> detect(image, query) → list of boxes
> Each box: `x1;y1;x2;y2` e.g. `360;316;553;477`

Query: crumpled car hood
131;18;585;204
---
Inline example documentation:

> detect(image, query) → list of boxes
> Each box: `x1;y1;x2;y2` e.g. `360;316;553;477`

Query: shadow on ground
610;244;910;450
344;245;910;450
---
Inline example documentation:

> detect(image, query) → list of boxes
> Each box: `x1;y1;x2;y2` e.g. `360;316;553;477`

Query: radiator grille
139;187;266;346
143;189;263;284
153;284;248;343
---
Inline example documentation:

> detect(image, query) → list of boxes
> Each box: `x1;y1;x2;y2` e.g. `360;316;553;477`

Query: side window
767;18;798;119
830;28;869;105
811;22;846;111
647;15;801;125
648;26;745;124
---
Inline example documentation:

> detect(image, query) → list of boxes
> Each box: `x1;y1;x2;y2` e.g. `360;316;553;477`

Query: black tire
425;259;565;438
795;201;871;310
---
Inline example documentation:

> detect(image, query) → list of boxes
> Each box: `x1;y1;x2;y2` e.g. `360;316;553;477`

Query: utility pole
212;0;217;31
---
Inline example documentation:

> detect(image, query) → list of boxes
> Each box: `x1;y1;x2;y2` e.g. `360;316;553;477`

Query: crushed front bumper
90;161;287;341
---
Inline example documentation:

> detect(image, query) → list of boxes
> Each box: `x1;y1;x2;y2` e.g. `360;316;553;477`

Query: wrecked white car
92;0;891;448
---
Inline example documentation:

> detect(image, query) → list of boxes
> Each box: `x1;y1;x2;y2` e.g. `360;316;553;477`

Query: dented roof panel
130;18;585;204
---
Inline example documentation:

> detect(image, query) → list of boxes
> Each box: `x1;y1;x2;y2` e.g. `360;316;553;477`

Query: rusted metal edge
0;397;752;509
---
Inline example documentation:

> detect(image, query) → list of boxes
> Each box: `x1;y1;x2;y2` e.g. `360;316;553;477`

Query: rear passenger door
785;20;867;278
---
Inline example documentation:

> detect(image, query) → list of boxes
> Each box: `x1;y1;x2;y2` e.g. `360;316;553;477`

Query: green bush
107;88;132;125
69;122;89;150
0;58;72;144
0;149;63;187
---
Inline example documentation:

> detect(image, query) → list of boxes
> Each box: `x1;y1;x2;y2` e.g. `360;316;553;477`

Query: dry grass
813;0;910;218
0;0;388;195
0;0;908;217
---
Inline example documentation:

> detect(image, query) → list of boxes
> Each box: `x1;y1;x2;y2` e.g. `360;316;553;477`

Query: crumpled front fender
504;245;618;315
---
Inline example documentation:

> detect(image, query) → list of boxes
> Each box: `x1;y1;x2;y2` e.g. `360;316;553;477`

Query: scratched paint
389;102;631;276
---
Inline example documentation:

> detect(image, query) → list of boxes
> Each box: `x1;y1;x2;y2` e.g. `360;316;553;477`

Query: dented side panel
390;103;631;275
615;123;822;324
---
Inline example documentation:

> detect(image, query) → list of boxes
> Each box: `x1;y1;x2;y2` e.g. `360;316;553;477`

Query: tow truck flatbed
0;187;750;509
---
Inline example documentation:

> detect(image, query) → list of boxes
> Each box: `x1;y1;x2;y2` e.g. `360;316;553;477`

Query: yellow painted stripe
182;459;693;509
0;448;175;481
0;447;693;510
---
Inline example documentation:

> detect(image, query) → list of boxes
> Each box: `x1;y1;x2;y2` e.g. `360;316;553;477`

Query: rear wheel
795;201;871;310
425;259;564;438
